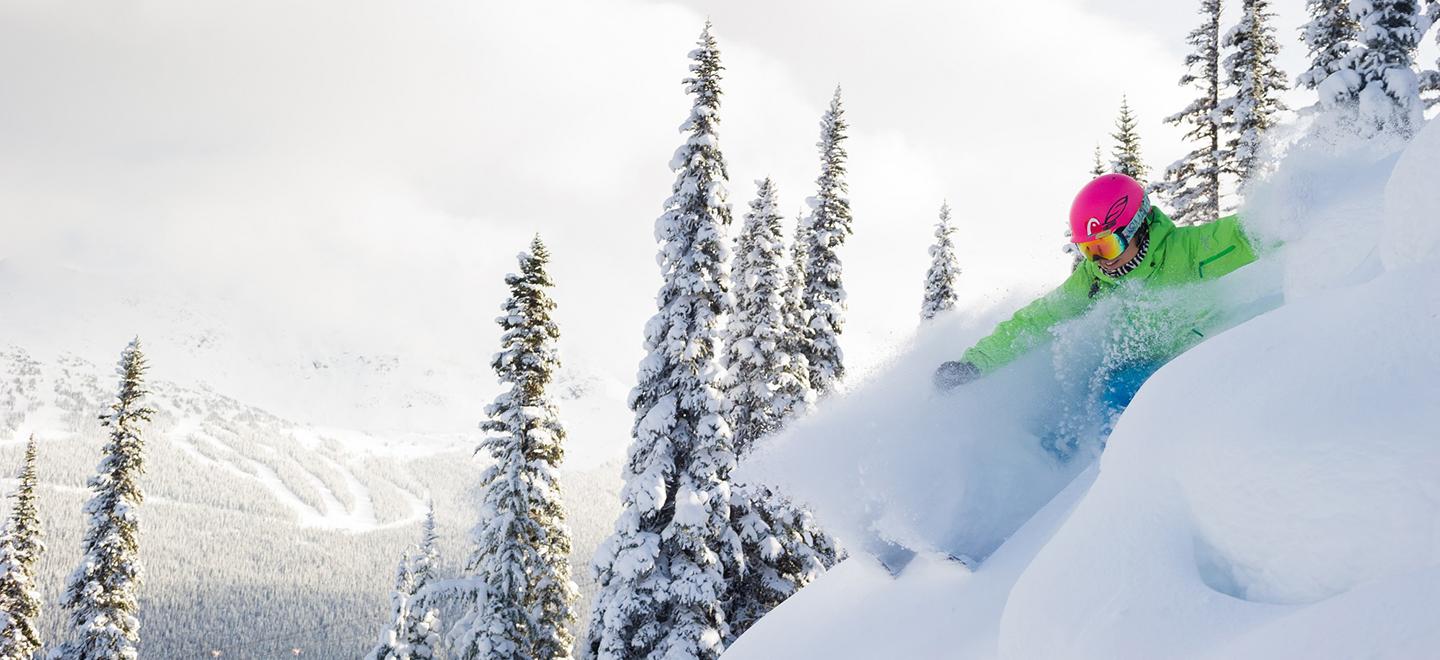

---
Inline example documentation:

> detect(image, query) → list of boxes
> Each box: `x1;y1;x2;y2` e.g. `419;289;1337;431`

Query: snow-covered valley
0;319;628;657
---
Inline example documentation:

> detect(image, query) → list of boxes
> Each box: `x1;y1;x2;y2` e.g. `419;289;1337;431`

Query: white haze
2;0;1425;446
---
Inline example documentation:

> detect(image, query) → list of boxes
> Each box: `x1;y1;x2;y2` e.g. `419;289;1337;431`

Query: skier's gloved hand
934;360;980;391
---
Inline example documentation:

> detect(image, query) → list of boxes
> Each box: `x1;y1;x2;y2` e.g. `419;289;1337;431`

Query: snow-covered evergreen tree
1220;0;1289;184
782;212;814;395
723;485;838;641
719;180;838;643
1333;0;1432;136
1160;0;1226;225
0;435;44;660
723;179;810;454
1298;0;1360;91
585;24;738;660
368;511;443;660
458;236;578;660
55;339;154;660
1425;0;1440;106
799;86;853;397
920;203;960;321
1110;96;1149;182
1090;145;1106;178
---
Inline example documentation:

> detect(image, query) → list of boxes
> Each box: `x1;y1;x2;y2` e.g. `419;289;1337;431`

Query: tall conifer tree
1090;145;1106;178
920;203;960;321
1422;1;1440;106
369;511;442;660
1298;0;1360;91
799;87;853;397
1221;0;1289;184
719;180;838;643
1337;0;1431;136
1160;0;1226;225
585;23;738;660
456;237;578;660
783;212;814;397
0;435;44;660
1110;96;1149;182
723;178;811;453
56;339;153;660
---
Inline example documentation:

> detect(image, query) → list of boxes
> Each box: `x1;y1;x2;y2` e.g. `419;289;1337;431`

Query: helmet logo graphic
1102;195;1130;231
1086;217;1101;235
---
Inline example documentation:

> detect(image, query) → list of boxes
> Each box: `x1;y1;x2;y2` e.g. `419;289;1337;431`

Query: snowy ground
0;334;625;656
728;116;1440;659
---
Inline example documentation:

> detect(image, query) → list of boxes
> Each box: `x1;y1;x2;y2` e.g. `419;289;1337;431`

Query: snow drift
727;115;1440;659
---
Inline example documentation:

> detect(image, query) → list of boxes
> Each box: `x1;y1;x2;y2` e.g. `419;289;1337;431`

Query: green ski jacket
961;208;1257;374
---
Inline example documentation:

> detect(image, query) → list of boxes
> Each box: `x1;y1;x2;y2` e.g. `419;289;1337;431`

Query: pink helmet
1070;173;1150;243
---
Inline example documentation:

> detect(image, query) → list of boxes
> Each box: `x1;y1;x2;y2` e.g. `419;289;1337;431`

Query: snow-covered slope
727;117;1440;659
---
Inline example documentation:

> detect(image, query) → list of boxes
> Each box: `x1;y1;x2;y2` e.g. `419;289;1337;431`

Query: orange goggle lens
1076;231;1127;260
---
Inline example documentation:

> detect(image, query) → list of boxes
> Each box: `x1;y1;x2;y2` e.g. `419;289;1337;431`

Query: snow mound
728;117;1440;659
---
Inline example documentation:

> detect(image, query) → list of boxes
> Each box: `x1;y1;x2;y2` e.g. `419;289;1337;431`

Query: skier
934;173;1257;414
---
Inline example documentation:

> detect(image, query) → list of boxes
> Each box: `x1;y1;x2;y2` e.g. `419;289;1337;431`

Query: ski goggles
1075;230;1128;260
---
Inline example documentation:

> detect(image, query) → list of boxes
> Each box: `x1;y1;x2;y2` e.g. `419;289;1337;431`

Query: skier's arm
960;268;1095;375
1191;215;1259;279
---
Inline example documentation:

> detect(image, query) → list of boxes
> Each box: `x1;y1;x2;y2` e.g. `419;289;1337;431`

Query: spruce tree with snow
1159;0;1226;225
1332;0;1432;136
1425;0;1440;107
920;202;960;322
719;180;838;642
585;23;739;660
457;236;578;660
1090;145;1106;178
799;86;853;397
1419;0;1440;106
1109;96;1149;182
368;516;443;660
1298;0;1360;92
55;338;154;660
0;435;44;660
782;212;814;395
722;178;811;454
723;485;838;641
1220;0;1289;184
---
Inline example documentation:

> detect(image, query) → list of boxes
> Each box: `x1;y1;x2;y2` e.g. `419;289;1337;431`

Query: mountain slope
726;117;1440;659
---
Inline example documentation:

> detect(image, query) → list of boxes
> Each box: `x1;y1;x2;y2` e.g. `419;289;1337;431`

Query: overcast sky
0;0;1425;399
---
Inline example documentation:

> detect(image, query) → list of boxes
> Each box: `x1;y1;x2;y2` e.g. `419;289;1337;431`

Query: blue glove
934;360;980;391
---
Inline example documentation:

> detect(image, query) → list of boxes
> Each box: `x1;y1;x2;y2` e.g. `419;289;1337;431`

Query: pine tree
1220;0;1289;184
56;338;154;660
1110;96;1149;182
723;485;838;641
456;237;578;660
799;86;853;397
1090;145;1106;178
1425;0;1440;107
722;178;811;454
719;181;838;642
1337;0;1431;136
1160;0;1226;225
0;435;44;660
585;23;738;660
782;211;814;397
1298;0;1360;91
920;203;960;321
368;511;442;660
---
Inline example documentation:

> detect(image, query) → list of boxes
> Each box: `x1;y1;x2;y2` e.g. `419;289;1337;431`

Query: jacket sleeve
961;267;1096;374
1190;215;1258;279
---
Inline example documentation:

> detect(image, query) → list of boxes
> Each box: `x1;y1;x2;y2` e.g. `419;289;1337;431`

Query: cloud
0;0;1362;422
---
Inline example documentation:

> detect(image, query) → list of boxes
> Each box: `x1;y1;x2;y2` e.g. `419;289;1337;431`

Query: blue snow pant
1043;360;1164;461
